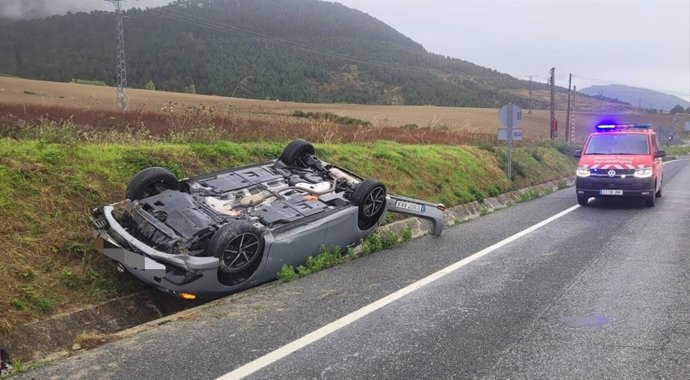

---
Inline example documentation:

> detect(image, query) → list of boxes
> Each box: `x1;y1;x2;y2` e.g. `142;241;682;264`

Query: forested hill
0;0;543;107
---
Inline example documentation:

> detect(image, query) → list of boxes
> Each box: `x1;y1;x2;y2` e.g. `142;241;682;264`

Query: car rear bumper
386;194;445;236
576;177;654;197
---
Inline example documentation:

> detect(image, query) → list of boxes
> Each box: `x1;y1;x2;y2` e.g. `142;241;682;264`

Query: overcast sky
2;0;688;100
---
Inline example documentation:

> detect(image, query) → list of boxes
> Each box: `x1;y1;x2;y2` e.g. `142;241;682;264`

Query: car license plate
395;200;425;212
600;189;623;195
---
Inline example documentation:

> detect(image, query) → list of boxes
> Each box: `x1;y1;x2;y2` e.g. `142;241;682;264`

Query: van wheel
577;195;588;206
645;194;655;207
655;181;662;198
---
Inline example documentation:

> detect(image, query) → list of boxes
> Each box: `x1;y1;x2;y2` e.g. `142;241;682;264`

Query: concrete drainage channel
0;177;575;367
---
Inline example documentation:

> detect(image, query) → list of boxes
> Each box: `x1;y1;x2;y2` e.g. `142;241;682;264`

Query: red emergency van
574;123;665;207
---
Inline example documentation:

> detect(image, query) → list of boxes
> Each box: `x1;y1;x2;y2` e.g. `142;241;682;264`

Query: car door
651;133;663;191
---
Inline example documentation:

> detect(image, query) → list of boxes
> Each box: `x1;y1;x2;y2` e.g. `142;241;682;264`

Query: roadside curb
1;289;204;363
0;176;576;364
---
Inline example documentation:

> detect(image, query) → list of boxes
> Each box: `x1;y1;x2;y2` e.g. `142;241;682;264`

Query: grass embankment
665;145;690;158
0;139;575;332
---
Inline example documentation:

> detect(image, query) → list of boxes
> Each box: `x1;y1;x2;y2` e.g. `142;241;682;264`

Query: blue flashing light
596;124;617;130
595;123;652;131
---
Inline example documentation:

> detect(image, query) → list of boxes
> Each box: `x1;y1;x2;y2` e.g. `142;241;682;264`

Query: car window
652;134;660;154
584;134;650;155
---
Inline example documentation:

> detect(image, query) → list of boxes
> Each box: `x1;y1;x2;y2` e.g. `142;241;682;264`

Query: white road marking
218;204;582;379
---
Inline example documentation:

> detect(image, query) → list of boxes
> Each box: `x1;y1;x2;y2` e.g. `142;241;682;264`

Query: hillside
0;0;549;108
580;84;689;111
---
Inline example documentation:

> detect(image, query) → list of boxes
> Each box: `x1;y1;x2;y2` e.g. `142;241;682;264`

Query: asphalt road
19;159;689;380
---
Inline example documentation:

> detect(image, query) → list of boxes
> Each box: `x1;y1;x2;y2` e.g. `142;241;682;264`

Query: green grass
665;145;690;157
0;138;576;331
277;225;415;282
518;190;540;203
277;245;344;282
557;179;569;190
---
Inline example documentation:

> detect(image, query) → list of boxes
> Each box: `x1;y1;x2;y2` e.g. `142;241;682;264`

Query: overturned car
91;139;444;299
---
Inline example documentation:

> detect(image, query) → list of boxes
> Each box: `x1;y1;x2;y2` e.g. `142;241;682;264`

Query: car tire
351;179;387;230
645;193;655;207
126;167;180;200
577;195;588;206
208;221;265;276
279;139;315;167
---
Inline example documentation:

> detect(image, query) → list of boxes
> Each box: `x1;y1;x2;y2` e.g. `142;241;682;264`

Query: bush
469;185;485;202
530;150;543;162
400;226;413;242
488;185;501;197
276;246;343;281
70;79;107;86
291;110;370;126
381;231;400;249
361;233;383;255
512;161;526;177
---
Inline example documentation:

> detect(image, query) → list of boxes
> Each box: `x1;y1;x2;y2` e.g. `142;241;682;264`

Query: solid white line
217;204;581;379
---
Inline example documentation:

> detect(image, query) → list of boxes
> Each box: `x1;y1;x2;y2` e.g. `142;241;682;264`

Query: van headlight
634;167;653;178
576;166;591;177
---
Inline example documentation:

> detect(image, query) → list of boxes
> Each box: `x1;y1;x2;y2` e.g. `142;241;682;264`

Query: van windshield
584;134;650;155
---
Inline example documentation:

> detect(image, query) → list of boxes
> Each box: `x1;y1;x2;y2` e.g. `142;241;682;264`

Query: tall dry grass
0;102;496;146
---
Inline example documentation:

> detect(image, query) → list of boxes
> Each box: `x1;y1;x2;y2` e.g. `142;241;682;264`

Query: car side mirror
655;150;666;158
573;149;582;158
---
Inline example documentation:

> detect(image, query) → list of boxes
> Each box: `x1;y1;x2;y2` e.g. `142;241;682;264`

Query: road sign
498;128;523;141
498;104;522;128
497;103;522;180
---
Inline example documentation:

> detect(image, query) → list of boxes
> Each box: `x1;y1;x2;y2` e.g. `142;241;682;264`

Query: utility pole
571;85;576;143
107;0;128;111
549;67;556;140
565;73;572;142
525;75;537;114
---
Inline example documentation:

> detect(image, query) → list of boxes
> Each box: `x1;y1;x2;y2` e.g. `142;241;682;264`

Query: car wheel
577;195;588;206
208;221;265;276
126;167;180;200
279;139;315;167
645;193;655;207
351;179;387;230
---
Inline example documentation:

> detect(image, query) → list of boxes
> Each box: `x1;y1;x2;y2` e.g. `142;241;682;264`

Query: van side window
652;135;660;154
